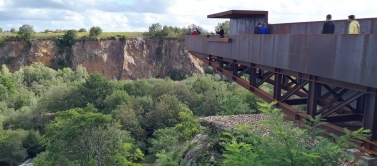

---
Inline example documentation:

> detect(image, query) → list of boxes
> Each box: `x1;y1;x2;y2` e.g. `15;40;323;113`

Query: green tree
174;108;200;141
148;127;179;156
0;27;3;33
39;104;143;166
17;24;35;41
0;129;27;165
124;79;153;97
89;26;102;37
78;73;113;109
44;29;49;33
78;28;87;32
147;23;162;37
10;27;16;33
22;131;44;158
215;20;230;35
103;90;132;114
56;29;78;48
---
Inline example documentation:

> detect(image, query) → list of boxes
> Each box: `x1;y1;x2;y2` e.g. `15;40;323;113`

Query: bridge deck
186;34;377;90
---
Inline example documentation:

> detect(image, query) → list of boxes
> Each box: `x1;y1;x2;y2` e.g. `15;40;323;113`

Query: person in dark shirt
322;14;335;34
196;28;201;35
254;23;261;34
259;23;269;34
215;26;224;38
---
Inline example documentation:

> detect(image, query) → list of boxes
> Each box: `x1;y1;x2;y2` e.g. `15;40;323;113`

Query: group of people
191;14;361;38
322;14;360;34
254;23;269;34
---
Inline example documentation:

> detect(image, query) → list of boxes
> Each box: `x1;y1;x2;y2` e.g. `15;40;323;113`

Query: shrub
89;26;102;37
17;24;35;41
78;28;87;32
10;28;16;33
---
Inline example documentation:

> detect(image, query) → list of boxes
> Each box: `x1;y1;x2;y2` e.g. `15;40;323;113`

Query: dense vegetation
0;63;260;165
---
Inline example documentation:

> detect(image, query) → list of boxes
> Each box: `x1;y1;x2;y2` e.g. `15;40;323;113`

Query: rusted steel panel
290;23;307;34
230;19;237;35
245;18;254;34
361;35;377;87
333;35;365;84
305;22;323;34
273;34;290;69
259;35;275;66
359;19;372;34
184;36;192;50
239;35;250;62
237;18;247;34
307;35;336;78
372;19;377;34
248;35;261;64
334;21;348;34
231;35;240;60
288;34;310;72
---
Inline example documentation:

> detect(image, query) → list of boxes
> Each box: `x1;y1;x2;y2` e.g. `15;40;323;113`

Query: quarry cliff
0;37;204;80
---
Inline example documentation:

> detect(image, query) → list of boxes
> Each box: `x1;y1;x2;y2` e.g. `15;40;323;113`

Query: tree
147;23;162;37
17;24;35;41
10;27;16;33
22;131;44;158
44;29;49;33
56;29;78;48
78;28;87;32
89;26;102;37
215;20;230;35
0;129;27;165
38;105;143;166
124;79;153;97
0;27;3;33
78;73;113;109
103;90;132;114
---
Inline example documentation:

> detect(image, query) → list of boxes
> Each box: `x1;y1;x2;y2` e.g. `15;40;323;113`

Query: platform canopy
207;10;268;18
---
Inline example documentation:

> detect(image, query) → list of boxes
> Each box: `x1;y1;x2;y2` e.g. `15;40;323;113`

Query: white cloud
0;0;376;32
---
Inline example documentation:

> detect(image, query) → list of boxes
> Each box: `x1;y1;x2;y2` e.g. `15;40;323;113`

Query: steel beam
317;89;349;115
285;98;308;105
249;68;257;86
274;74;282;100
255;72;274;88
324;114;364;122
322;92;365;118
307;82;321;117
364;93;377;141
279;80;309;102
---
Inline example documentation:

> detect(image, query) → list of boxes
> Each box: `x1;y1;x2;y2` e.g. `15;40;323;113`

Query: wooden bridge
185;10;377;155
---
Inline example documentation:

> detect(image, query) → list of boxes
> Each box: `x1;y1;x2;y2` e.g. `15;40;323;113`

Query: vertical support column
356;95;366;113
363;93;377;141
249;68;257;86
282;75;289;90
233;61;238;76
258;69;264;79
307;82;321;117
209;55;213;62
273;74;282;100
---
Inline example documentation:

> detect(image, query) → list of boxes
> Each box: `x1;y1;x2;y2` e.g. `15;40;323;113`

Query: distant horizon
1;0;376;32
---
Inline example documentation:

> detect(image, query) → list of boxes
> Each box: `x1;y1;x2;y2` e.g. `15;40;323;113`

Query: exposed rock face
0;38;204;80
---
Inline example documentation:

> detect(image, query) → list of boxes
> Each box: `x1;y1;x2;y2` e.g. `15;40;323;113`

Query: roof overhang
207;10;268;18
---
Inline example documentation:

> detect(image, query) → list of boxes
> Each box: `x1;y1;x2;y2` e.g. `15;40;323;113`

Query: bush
220;102;370;166
78;28;87;32
168;68;186;81
56;29;78;48
17;24;35;41
89;26;102;37
10;28;16;33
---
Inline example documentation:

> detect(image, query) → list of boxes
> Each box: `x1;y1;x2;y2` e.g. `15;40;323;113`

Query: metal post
233;62;238;76
274;74;282;100
307;82;321;117
363;93;377;141
249;68;257;86
356;95;366;113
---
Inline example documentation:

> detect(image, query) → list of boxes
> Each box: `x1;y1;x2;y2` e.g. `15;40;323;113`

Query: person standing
254;23;262;34
322;14;335;34
196;28;201;35
191;29;198;35
259;23;269;34
215;26;224;38
348;15;360;34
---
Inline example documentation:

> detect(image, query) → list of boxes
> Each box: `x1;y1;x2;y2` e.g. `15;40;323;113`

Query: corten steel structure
186;10;377;155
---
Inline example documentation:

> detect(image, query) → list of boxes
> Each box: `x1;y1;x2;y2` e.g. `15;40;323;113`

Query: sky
0;0;376;32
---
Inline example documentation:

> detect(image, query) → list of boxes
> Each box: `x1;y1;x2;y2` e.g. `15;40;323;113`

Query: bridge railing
185;34;377;89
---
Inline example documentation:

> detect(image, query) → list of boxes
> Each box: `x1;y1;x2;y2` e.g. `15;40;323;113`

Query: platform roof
207;10;268;18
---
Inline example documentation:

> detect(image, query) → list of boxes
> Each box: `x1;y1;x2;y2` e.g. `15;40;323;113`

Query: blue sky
0;0;376;32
